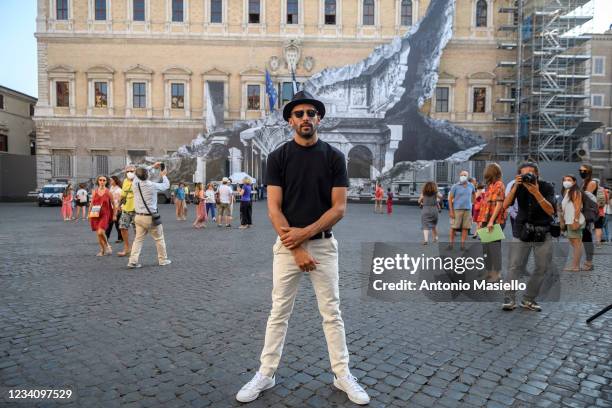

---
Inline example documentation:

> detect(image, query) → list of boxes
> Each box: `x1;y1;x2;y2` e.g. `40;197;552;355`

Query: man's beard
296;123;316;139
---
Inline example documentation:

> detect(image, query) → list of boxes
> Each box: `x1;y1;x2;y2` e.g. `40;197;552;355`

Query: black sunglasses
292;109;318;119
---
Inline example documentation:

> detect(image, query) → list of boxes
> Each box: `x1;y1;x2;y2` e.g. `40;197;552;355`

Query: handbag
89;205;101;218
137;183;162;226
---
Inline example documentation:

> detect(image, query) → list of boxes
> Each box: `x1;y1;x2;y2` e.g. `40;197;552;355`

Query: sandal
117;251;130;257
563;266;580;272
581;263;593;271
96;251;105;257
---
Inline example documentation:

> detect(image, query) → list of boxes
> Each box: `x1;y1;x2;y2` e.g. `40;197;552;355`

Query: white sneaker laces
342;375;364;393
244;372;267;391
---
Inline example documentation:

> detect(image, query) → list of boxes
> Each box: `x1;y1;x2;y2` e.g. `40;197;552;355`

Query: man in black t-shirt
502;162;555;312
236;91;370;405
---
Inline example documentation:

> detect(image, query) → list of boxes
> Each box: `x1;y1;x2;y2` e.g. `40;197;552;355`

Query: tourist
217;177;233;228
604;186;612;243
502;161;555;311
472;183;485;239
118;166;136;257
175;182;186;221
204;182;217;223
579;164;597;271
193;183;206;229
386;188;394;215
236;91;369;405
61;184;73;221
239;177;253;229
593;178;608;248
74;183;89;221
418;182;440;245
448;170;475;250
127;163;171;268
88;175;115;256
477;163;506;282
106;175;123;243
374;183;384;213
560;175;584;271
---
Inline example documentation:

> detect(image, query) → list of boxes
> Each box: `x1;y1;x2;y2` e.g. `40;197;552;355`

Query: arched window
400;0;412;26
476;0;487;27
363;0;375;26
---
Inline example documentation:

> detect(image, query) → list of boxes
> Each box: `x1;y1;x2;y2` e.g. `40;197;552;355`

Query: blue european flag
265;70;278;111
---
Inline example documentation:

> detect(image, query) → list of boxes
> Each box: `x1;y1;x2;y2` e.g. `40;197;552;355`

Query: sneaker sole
502;304;516;311
520;304;541;312
236;381;275;403
333;380;370;405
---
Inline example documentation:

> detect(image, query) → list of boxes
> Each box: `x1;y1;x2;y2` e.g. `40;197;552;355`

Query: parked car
38;183;68;207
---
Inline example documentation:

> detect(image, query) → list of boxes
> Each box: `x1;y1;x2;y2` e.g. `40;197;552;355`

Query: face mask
563;181;574;189
579;171;588;179
459;175;468;183
126;172;135;180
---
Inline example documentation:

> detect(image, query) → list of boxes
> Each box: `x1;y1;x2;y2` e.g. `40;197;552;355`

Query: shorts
218;203;230;217
76;201;87;207
594;216;604;229
119;211;136;230
566;227;583;239
452;209;472;230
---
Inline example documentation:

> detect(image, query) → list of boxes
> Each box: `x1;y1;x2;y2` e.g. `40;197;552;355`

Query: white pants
128;215;168;264
259;236;350;378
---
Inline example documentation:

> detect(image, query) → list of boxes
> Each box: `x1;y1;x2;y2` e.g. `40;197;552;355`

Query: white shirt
76;189;88;203
561;192;585;226
218;184;233;204
132;176;170;214
205;189;216;204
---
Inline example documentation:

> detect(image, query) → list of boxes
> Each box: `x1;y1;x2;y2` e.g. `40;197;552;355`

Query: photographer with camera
502;162;555;312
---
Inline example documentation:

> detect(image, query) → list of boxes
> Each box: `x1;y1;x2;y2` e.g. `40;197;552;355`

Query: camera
160;163;165;171
521;172;537;184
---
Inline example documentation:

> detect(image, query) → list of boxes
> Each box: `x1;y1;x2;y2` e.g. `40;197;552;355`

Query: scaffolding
496;0;594;162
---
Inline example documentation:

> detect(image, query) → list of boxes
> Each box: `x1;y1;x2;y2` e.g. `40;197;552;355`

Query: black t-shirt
265;139;349;228
513;180;555;230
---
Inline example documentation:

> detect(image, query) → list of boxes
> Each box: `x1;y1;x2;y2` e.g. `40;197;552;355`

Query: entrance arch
205;144;230;182
347;145;373;179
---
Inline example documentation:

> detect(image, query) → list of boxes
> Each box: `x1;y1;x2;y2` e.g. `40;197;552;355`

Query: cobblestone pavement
1;202;611;408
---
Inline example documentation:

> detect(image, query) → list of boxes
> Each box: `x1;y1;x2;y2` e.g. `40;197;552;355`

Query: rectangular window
52;154;72;177
592;94;604;107
172;0;184;22
247;85;260;110
30;104;35;116
435;161;448;184
171;83;185;109
363;0;375;26
473;87;486;113
248;0;260;23
325;0;336;25
510;87;517;113
280;82;295;106
133;82;146;108
401;0;412;26
56;81;70;107
94;155;109;175
591;133;604;150
435;87;449;113
133;0;145;21
95;0;107;20
0;135;7;152
94;82;108;108
593;56;605;76
57;0;68;20
211;0;222;23
287;0;298;24
128;150;147;164
0;94;4;109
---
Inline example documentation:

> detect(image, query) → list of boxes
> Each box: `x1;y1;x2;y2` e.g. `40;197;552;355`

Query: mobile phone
160;163;165;171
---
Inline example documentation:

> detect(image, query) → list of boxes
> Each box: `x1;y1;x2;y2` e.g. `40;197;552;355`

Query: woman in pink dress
89;175;115;256
61;184;74;221
193;183;207;229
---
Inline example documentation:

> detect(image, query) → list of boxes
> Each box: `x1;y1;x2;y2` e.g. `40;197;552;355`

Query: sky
0;0;611;99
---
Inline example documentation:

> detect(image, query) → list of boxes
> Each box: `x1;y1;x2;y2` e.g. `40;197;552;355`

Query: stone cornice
33;116;203;129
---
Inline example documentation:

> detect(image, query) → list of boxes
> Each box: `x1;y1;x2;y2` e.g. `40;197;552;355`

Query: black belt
136;212;157;216
310;230;333;240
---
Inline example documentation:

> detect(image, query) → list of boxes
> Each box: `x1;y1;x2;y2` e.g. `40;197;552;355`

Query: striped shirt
132;176;170;214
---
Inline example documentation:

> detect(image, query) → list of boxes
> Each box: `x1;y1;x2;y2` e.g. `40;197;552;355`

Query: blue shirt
241;185;252;202
175;187;185;200
449;182;475;210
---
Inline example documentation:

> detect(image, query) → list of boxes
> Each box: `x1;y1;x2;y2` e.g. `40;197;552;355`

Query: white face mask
459;175;468;183
126;172;135;180
563;181;574;189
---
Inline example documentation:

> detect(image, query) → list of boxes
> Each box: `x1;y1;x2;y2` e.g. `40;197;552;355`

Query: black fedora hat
282;90;326;121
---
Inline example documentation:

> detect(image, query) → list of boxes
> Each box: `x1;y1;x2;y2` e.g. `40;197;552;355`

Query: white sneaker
334;374;370;405
236;372;275;403
159;259;172;266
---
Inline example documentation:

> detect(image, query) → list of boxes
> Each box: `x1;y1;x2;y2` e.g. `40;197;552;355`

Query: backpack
596;186;606;208
581;191;599;223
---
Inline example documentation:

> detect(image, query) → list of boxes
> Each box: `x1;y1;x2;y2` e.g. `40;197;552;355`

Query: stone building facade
35;0;516;187
0;86;37;156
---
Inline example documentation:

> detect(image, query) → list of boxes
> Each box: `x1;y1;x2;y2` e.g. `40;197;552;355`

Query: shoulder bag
137;183;162;226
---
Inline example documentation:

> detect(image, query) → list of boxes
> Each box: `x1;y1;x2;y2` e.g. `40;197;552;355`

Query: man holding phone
235;91;370;405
